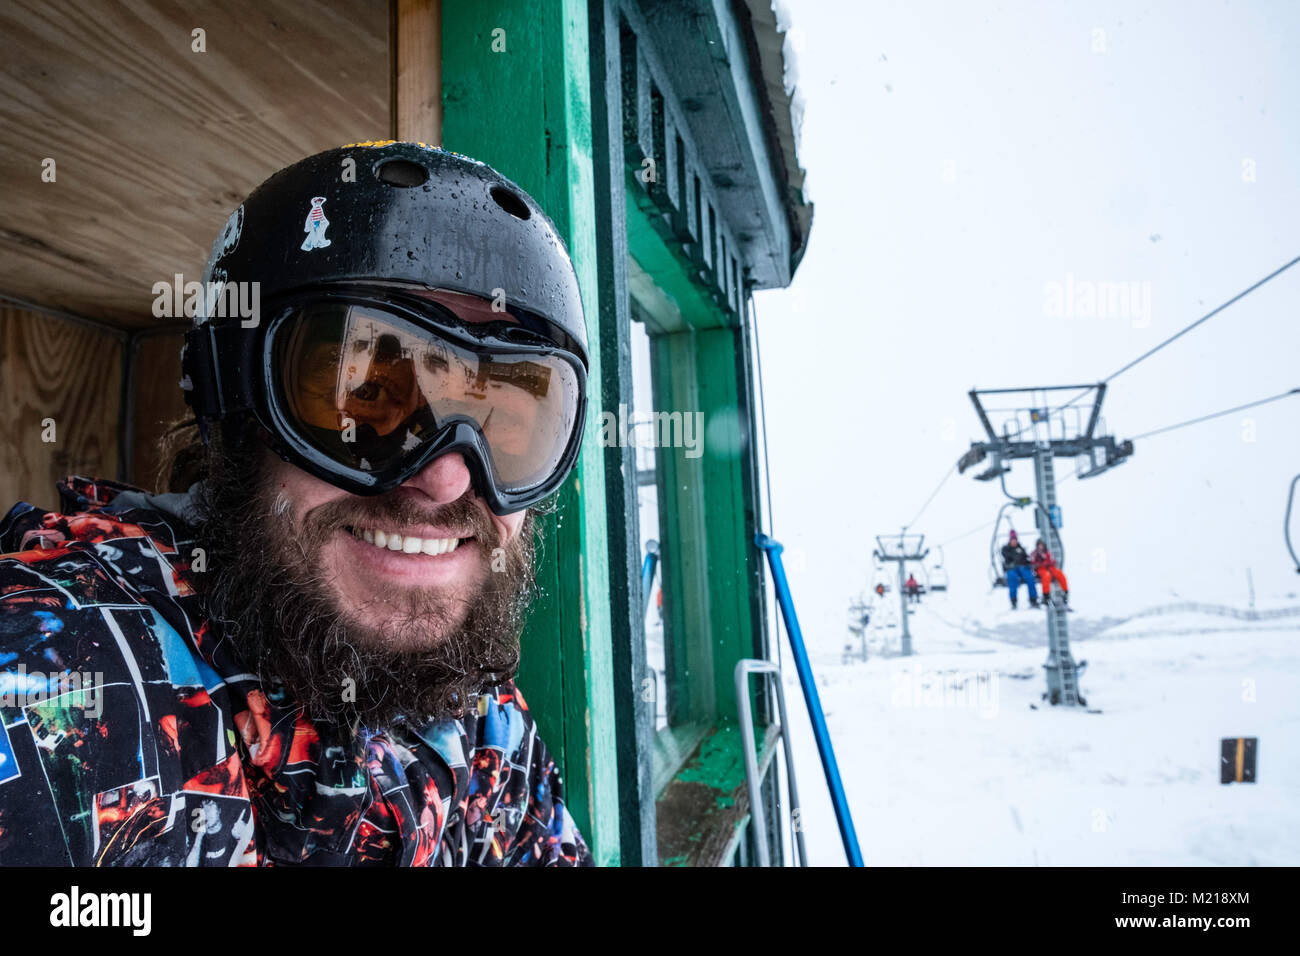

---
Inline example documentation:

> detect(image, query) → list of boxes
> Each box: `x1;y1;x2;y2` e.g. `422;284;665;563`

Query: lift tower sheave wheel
959;384;1134;708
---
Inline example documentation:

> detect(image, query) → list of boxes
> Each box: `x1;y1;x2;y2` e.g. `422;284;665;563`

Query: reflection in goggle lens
275;302;579;492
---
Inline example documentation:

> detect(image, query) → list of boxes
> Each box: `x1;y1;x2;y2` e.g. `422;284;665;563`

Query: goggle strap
182;321;256;426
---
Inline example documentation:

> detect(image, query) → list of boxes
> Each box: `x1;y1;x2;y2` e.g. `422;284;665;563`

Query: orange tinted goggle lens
274;302;580;491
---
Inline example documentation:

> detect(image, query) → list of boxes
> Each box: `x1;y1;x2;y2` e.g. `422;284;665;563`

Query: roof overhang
625;0;813;293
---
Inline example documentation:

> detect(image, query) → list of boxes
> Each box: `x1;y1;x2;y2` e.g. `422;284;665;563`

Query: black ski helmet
182;141;590;511
196;140;587;362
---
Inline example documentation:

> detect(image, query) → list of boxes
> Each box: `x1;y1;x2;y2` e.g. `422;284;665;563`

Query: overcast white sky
753;0;1300;648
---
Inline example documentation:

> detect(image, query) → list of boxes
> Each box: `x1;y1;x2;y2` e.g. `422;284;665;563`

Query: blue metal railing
755;533;865;867
641;540;659;615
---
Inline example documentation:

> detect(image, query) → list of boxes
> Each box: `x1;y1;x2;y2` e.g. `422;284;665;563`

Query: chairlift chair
870;567;892;595
926;545;949;592
1286;474;1300;574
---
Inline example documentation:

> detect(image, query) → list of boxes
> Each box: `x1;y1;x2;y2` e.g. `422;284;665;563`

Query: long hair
152;416;207;493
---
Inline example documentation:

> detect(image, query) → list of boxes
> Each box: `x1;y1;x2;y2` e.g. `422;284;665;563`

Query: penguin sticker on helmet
300;196;331;251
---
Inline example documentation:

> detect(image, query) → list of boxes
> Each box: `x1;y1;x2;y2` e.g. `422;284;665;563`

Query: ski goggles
183;288;587;514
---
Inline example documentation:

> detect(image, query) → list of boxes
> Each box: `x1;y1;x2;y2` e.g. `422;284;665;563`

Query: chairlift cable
1128;387;1298;441
749;291;781;674
892;263;1298;595
1054;254;1300;412
749;288;797;864
903;463;957;531
938;517;999;547
1102;257;1300;384
749;293;777;545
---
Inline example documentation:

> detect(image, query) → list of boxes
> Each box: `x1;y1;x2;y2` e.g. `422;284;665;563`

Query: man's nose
403;450;474;504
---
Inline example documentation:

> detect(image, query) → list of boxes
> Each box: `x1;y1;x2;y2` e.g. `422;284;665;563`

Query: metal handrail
735;659;807;867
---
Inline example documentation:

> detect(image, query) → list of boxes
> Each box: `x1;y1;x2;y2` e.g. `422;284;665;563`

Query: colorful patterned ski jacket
0;476;593;867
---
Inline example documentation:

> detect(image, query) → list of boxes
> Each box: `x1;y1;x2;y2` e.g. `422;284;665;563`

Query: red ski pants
1036;566;1068;595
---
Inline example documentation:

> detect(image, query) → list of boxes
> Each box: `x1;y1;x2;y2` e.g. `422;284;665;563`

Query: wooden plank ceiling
0;0;390;330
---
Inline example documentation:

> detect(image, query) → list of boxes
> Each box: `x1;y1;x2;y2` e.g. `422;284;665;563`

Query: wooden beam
0;0;389;329
394;0;441;145
655;723;779;866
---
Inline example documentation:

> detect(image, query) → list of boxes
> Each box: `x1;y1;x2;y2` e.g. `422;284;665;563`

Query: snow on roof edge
740;0;814;271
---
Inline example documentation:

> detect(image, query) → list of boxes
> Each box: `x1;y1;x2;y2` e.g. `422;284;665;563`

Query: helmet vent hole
376;159;429;188
490;185;531;220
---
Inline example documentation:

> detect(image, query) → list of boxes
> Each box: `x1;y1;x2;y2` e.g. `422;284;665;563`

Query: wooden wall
129;331;190;491
0;305;122;511
0;306;190;511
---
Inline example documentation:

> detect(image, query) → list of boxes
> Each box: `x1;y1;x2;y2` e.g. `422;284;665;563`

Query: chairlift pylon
962;383;1119;709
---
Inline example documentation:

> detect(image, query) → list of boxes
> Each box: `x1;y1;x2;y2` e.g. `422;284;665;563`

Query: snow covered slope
781;600;1300;866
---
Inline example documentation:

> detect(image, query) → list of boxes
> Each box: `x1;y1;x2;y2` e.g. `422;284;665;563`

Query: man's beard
192;433;537;727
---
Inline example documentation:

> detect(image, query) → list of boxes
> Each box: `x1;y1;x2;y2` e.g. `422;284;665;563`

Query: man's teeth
348;527;462;555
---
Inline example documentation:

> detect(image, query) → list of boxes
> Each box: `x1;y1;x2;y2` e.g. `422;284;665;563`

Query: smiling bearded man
0;143;593;867
194;390;539;729
192;283;548;730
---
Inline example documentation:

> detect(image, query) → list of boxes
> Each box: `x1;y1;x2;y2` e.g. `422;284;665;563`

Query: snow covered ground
779;593;1300;866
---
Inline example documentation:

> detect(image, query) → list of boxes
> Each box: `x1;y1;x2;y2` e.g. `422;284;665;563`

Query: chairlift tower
844;595;871;664
872;532;929;656
957;385;1134;706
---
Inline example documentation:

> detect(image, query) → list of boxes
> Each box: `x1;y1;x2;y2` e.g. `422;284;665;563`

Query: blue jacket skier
1000;530;1039;609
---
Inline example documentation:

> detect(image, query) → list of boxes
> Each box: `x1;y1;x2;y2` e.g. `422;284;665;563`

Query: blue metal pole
755;533;865;867
640;544;659;616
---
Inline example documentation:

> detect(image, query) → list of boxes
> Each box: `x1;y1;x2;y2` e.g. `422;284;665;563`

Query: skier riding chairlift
1001;530;1039;609
1031;538;1070;609
904;573;922;605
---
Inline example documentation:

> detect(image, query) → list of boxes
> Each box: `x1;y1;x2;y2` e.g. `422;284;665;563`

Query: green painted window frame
441;0;779;866
441;0;627;866
627;188;778;865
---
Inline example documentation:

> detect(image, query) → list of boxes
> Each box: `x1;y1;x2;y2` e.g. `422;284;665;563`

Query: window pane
630;319;668;732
